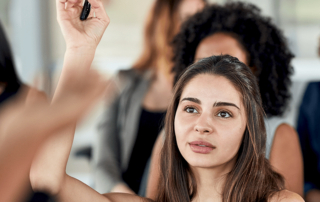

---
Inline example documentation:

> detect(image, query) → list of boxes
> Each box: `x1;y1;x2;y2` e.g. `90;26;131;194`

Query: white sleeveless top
264;117;287;159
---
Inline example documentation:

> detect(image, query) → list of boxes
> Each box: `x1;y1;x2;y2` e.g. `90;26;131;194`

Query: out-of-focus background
1;0;320;188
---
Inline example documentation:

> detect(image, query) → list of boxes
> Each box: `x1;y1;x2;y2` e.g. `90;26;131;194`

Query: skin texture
269;124;304;196
146;32;303;198
175;74;246;170
194;33;248;65
175;74;247;201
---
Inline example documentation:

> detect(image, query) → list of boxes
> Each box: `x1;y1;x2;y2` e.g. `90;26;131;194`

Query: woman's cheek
174;111;192;149
219;125;245;156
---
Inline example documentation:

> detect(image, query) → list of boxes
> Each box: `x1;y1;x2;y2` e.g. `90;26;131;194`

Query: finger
56;0;67;14
65;0;82;9
56;0;82;17
88;0;110;24
88;9;95;19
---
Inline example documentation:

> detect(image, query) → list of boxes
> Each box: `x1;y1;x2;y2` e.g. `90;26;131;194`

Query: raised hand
56;0;110;51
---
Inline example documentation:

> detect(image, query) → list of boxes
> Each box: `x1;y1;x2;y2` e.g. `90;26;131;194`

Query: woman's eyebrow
213;101;240;110
181;97;201;104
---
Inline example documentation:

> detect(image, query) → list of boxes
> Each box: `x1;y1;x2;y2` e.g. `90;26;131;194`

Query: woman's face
174;74;246;169
179;0;205;22
195;33;248;65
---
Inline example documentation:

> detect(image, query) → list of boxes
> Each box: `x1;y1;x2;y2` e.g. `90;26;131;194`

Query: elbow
29;168;64;196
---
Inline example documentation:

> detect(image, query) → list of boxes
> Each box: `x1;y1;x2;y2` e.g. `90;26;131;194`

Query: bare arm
56;175;152;202
30;0;109;195
269;123;304;196
30;0;141;201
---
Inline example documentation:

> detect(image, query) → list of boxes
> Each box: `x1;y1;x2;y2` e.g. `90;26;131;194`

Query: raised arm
29;1;152;202
30;0;109;196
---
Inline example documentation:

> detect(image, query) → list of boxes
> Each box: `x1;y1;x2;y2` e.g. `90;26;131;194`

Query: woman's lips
189;141;215;154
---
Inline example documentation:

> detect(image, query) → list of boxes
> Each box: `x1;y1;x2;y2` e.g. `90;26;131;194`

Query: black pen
80;0;91;21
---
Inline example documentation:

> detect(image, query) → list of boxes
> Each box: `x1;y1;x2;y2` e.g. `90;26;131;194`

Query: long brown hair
132;0;183;75
156;55;285;202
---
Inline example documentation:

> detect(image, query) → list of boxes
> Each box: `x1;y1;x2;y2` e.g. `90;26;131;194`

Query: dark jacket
297;81;320;194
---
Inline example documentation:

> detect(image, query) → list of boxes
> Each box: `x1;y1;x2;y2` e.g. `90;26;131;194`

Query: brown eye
185;107;198;113
217;111;231;118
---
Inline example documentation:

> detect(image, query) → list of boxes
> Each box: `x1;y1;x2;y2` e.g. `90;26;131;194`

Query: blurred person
0;55;107;202
0;5;107;201
0;21;23;103
147;2;303;199
296;40;320;202
0;19;54;202
297;82;320;202
93;0;206;195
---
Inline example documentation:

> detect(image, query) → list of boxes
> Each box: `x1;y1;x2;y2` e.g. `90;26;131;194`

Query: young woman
30;1;303;201
147;2;303;198
93;0;206;195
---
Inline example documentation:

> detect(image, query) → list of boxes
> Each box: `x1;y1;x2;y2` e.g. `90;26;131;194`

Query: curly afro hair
172;2;294;117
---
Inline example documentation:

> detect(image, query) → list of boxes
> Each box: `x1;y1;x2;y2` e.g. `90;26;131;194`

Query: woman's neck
190;158;236;202
191;168;226;202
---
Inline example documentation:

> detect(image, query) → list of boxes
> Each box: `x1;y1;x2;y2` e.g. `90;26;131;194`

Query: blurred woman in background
93;0;206;195
147;2;303;198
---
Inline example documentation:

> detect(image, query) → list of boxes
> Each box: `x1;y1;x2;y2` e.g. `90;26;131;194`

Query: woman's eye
217;111;231;118
185;107;198;113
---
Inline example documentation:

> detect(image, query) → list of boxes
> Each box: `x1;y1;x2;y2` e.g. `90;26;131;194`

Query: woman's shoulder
269;190;304;202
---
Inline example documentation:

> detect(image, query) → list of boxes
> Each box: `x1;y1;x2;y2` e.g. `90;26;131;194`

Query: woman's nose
194;114;213;134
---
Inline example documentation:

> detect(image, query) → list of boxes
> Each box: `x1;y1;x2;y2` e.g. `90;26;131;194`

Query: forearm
30;47;96;194
54;48;95;102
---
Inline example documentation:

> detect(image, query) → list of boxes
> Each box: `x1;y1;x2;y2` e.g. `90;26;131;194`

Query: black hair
172;2;294;117
0;21;21;103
